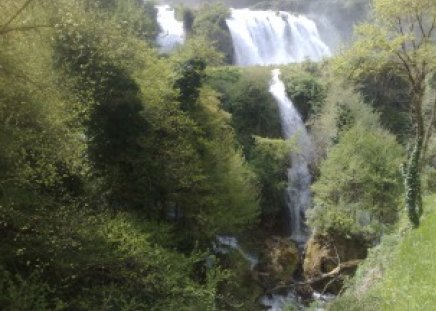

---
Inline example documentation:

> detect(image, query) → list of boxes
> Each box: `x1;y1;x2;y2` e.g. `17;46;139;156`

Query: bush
0;268;64;311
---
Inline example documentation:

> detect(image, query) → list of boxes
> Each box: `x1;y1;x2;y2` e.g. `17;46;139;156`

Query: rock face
255;236;299;290
303;232;368;294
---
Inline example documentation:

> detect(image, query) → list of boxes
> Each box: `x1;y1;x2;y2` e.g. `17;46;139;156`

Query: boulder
303;232;368;294
255;236;299;290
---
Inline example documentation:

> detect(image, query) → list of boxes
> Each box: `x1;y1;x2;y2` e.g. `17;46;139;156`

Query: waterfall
215;236;259;269
155;5;185;53
226;8;331;66
269;69;313;243
226;9;329;243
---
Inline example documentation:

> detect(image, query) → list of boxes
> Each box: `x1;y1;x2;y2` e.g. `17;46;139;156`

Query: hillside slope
329;195;436;311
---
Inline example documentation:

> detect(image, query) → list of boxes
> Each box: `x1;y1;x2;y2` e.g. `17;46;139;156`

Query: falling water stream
225;9;331;310
155;5;185;53
269;69;314;244
226;8;331;66
154;7;331;310
226;9;329;243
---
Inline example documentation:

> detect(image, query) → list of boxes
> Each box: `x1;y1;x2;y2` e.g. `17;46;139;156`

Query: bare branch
423;94;436;160
265;259;362;295
416;12;427;40
0;0;36;33
427;17;435;38
0;65;45;88
397;18;414;63
0;24;52;35
408;19;417;51
395;51;417;90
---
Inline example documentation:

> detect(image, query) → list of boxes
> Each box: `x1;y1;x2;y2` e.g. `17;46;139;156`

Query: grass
328;194;436;311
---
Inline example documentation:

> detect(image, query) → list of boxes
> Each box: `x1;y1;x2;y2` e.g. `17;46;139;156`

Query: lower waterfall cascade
269;69;314;244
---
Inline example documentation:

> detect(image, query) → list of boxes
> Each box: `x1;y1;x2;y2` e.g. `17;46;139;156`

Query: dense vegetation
1;0;436;310
0;0;260;309
328;195;436;311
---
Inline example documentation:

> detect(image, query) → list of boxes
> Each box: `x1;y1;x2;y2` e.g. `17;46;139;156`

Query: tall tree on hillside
336;0;436;227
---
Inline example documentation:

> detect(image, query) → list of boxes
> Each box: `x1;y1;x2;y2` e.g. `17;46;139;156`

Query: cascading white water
226;8;331;66
269;69;313;243
155;5;185;53
215;236;259;269
226;9;329;244
153;7;331;309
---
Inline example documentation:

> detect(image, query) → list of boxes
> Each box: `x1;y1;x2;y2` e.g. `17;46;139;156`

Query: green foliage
334;0;436;227
174;57;207;111
353;70;412;143
206;67;282;155
310;81;381;165
206;66;241;111
0;268;64;311
230;68;283;155
0;0;261;309
206;67;285;222
216;251;263;310
172;35;225;67
85;0;159;41
308;125;404;236
177;85;260;240
190;4;233;64
250;136;292;216
329;195;436;311
281;63;327;121
0;202;225;310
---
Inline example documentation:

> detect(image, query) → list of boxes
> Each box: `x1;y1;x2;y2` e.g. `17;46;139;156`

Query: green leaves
308;125;404;235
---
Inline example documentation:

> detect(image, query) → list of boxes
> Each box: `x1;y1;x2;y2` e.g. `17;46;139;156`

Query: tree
190;4;233;63
230;68;282;156
308;125;404;236
336;0;436;226
250;136;291;218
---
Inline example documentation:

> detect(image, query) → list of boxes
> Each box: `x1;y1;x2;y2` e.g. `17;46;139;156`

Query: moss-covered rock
256;236;299;289
216;249;264;310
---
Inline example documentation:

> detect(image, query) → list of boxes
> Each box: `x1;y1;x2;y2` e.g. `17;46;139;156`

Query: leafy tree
190;4;233;64
174;57;207;111
0;1;239;309
205;66;241;111
308;125;404;236
0;1;263;309
310;81;381;166
230;68;283;156
84;0;158;41
335;0;436;226
249;136;292;222
281;63;327;121
172;83;260;242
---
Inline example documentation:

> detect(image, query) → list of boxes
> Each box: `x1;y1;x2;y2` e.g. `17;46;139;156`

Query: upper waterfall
155;5;185;53
226;8;331;66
